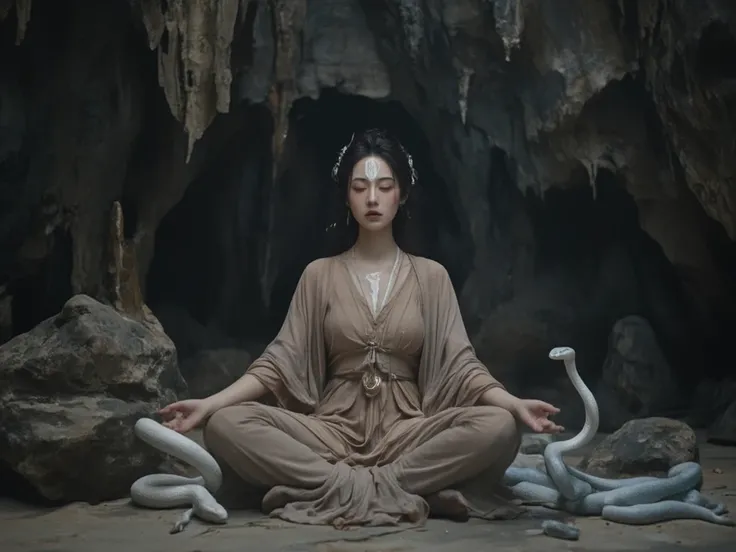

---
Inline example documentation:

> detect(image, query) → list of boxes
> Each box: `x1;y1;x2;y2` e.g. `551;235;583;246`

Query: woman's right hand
159;398;214;433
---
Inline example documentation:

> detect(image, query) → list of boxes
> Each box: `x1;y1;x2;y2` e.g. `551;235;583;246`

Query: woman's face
347;155;401;232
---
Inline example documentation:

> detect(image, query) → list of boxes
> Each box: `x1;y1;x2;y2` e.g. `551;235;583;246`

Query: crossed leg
203;402;522;522
380;404;523;520
203;401;344;508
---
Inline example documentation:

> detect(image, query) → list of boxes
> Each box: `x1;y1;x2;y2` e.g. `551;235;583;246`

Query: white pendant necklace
350;247;402;316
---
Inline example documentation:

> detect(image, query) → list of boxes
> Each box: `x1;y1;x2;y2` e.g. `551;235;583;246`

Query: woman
159;128;563;527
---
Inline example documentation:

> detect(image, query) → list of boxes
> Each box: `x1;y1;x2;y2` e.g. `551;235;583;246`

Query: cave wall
1;0;736;429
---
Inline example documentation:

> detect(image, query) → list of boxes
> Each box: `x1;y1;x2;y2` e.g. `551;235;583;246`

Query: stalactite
139;0;241;161
397;0;424;60
260;0;307;308
268;0;306;177
457;64;474;125
492;0;525;61
0;0;33;44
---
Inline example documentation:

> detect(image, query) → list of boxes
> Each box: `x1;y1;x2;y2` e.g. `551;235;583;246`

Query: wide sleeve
246;259;328;413
418;260;505;415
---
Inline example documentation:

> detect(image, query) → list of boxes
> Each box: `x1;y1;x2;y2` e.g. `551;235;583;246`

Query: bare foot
425;489;470;522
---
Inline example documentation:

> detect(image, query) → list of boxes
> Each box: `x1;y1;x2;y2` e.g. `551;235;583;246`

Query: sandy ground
2;432;735;552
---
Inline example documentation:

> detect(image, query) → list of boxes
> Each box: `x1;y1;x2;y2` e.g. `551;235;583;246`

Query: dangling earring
400;200;411;220
346;208;351;226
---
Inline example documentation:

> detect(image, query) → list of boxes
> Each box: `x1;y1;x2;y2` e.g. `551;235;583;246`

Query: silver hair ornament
331;133;417;187
398;142;417;187
331;133;355;181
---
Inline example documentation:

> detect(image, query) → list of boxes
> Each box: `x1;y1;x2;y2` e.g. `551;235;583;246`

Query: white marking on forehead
364;158;380;181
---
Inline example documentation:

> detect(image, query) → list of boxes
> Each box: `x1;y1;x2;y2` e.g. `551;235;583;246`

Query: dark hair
324;128;418;255
332;128;417;201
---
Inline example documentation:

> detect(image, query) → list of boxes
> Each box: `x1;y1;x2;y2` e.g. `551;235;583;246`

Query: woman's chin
358;221;392;232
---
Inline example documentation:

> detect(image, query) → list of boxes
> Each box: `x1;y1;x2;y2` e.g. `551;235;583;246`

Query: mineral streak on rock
268;0;307;178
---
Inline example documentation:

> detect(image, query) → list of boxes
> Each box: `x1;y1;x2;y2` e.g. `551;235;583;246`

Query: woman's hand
512;399;564;434
159;398;215;433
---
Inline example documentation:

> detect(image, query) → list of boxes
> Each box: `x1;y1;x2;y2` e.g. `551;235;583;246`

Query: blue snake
503;347;734;527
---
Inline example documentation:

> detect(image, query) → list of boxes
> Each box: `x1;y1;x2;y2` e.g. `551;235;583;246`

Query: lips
366;211;381;217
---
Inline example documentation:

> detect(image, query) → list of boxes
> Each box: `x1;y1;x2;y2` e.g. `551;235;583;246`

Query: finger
540;420;557;432
159;403;180;415
524;415;545;433
537;401;560;414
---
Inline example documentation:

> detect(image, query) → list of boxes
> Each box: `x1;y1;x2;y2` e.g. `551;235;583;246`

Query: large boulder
578;417;699;478
0;294;187;503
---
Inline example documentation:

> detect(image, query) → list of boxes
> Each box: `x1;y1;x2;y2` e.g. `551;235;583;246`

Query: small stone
520;433;555;454
541;520;580;540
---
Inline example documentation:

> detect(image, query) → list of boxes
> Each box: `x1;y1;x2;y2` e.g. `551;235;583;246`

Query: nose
367;186;378;205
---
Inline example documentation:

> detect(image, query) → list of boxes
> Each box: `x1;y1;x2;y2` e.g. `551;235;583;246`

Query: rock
708;400;736;446
541;520;580;541
595;316;680;431
578;417;699;478
179;347;251;399
1;397;168;503
520;433;555;455
511;453;545;472
0;294;187;502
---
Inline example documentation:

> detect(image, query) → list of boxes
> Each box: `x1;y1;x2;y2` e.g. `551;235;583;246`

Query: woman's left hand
513;399;564;434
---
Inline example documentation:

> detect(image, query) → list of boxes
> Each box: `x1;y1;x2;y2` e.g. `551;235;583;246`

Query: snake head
195;502;229;524
549;346;576;361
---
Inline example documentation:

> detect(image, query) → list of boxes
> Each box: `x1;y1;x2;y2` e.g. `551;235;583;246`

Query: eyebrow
351;176;395;182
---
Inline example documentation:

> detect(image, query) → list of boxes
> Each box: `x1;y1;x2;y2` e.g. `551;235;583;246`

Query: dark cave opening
560;74;736;387
695;21;736;83
266;89;463;317
145;89;458;360
9;227;74;337
515;165;714;429
145;104;274;357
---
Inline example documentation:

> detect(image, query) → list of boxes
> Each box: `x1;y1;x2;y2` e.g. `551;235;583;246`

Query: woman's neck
352;227;398;262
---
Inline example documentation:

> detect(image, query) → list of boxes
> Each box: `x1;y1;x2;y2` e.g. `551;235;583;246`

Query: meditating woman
158;128;563;527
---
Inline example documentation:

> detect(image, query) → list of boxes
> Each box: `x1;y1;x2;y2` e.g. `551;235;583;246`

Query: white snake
129;346;734;533
503;346;734;527
130;418;227;533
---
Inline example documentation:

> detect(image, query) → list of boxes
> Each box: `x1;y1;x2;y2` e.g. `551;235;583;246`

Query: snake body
129;346;733;532
130;418;228;533
503;346;734;527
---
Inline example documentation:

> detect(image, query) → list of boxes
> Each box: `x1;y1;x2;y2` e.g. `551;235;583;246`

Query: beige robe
204;252;523;527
